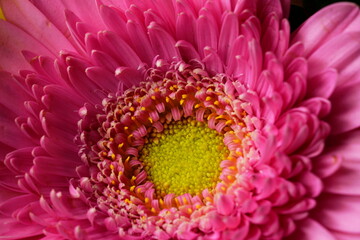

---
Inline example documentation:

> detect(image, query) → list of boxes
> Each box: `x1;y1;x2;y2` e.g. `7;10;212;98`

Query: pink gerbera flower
1;0;360;239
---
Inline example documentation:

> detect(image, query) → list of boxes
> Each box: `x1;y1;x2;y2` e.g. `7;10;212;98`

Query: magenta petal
99;4;129;42
29;0;68;36
33;156;77;178
307;68;337;98
292;2;360;57
0;105;34;149
0;219;43;239
0;72;32;116
148;22;180;61
312;153;342;179
218;12;239;63
196;9;219;57
215;194;235;216
176;11;196;46
0;20;53;72
0;194;38;217
86;66;118;91
61;0;104;31
307;32;360;87
333;232;360;240
324;160;360;195
286;218;336;240
326;83;360;134
0;0;75;54
4;147;34;174
314;193;360;233
324;129;360;159
126;20;156;65
98;31;142;69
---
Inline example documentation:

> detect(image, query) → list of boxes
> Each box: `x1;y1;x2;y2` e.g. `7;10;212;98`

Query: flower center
140;118;229;197
79;62;251;218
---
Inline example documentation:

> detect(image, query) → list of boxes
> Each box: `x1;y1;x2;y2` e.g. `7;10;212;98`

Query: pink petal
203;47;224;74
0;194;38;217
40;136;78;160
176;11;196;46
298;172;323;197
4;147;34;174
115;67;144;90
67;66;105;104
175;40;201;62
313;129;360;178
261;12;279;53
148;22;180;61
0;105;34;149
0;72;32;116
307;32;360;87
29;0;69;36
0;219;43;239
91;50;119;72
98;31;142;68
307;68;337;98
215;193;235;216
98;4;129;43
0;20;53;72
85;66;118;91
34;157;80;178
314;193;360;233
40;111;77;145
325;130;360;161
218;12;239;63
126;20;156;65
0;0;75;54
286;218;336;240
61;0;105;31
326;83;360;134
42;85;82;120
196;9;219;58
324;160;360;195
333;232;360;240
257;0;289;19
292;2;360;57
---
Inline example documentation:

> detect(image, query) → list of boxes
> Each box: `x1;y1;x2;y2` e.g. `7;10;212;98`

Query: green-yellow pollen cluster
139;118;229;197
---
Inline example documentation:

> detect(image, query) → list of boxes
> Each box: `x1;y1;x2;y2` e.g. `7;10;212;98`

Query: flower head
0;0;360;239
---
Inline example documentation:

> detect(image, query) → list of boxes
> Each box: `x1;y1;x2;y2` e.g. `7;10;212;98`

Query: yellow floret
139;119;229;196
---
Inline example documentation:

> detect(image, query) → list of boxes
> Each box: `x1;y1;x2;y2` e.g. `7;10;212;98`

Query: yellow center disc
139;118;229;197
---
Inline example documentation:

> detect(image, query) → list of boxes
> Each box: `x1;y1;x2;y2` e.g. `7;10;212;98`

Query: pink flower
0;0;360;239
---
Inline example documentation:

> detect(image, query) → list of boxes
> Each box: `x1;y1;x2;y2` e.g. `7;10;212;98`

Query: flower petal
307;32;360;88
333;231;360;240
0;0;75;54
314;193;360;233
326;83;360;134
0;20;53;72
292;2;360;57
324;160;360;195
286;218;336;240
306;68;337;99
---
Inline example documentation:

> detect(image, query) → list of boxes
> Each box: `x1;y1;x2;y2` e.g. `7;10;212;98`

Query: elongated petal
314;194;360;233
286;218;336;240
0;20;53;72
292;2;360;57
326;83;360;134
0;0;75;53
324;160;360;195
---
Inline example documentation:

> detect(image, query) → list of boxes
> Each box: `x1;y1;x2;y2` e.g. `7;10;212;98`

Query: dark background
290;0;360;30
